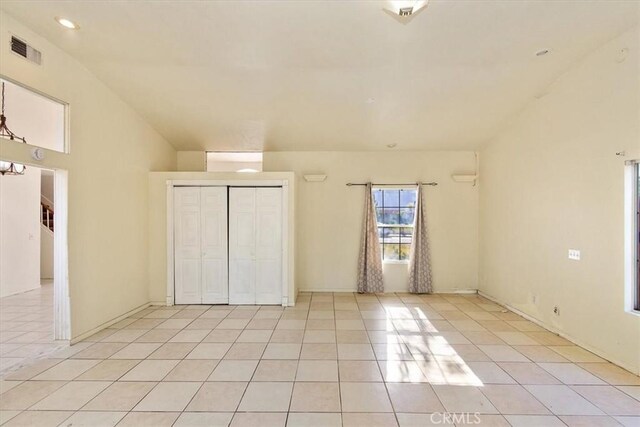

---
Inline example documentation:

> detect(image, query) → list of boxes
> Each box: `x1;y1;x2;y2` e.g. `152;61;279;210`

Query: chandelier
0;81;27;175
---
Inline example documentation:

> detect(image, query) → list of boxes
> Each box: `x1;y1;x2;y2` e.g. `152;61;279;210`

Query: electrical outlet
553;306;560;316
531;295;538;305
568;249;581;260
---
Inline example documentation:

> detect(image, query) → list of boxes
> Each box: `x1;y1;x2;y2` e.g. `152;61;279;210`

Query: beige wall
40;223;54;280
479;27;640;373
264;151;479;293
148;172;295;304
41;171;54;204
0;167;41;297
0;11;176;339
177;151;205;171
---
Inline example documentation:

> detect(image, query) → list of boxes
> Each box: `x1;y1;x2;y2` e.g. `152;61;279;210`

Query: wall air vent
10;36;41;65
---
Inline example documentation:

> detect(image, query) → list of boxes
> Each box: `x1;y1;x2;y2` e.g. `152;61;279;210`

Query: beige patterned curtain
408;184;432;293
357;183;384;293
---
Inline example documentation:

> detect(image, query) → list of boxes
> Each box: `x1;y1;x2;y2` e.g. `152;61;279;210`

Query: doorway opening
0;163;70;376
0;75;70;376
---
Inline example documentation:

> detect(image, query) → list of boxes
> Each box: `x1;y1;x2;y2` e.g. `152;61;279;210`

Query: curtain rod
346;182;438;187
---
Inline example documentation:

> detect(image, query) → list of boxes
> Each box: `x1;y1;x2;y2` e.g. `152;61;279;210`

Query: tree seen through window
373;188;416;261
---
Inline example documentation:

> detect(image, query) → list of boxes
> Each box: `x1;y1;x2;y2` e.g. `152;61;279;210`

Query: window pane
376;208;384;223
386;227;401;245
378;227;391;243
373;190;383;208
400;190;417;207
400;228;413;245
399;208;415;225
381;208;400;224
207;152;263;172
0;79;65;153
384;244;400;260
636;164;640;310
399;244;411;260
383;190;400;207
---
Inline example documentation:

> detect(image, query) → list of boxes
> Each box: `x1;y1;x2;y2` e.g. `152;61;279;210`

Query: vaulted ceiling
1;1;638;151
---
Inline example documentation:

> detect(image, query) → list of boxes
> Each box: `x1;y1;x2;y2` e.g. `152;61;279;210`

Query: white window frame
624;160;640;315
373;186;417;264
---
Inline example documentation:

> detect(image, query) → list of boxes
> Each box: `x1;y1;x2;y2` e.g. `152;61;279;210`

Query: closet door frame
166;179;290;307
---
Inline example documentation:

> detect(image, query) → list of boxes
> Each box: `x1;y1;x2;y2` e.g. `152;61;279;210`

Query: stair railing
41;202;54;232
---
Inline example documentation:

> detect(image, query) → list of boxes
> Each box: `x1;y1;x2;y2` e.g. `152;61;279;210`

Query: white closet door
255;188;282;305
174;187;202;304
229;188;257;304
200;187;228;304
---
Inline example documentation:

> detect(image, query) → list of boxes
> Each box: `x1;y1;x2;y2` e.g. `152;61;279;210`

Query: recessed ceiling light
55;17;79;30
366;98;375;104
536;49;550;57
387;143;397;148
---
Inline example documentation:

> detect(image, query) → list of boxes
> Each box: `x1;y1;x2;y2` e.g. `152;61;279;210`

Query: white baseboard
150;301;168;306
434;289;478;294
299;288;479;294
298;288;355;293
478;290;639;375
70;302;151;344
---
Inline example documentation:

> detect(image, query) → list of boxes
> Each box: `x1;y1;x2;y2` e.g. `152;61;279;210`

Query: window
373;188;416;261
0;78;66;153
634;162;640;311
206;152;263;172
627;160;640;313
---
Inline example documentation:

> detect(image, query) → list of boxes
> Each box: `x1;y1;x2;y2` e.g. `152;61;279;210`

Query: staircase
41;202;54;232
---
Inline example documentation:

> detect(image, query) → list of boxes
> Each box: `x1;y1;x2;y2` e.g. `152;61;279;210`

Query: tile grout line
1;292;637;425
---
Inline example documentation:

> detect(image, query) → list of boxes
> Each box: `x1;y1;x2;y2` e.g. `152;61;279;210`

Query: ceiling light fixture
55;17;79;30
536;49;550;57
387;143;397;148
384;1;429;19
0;82;27;176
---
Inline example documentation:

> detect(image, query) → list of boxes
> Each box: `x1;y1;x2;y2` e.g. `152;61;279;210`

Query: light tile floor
0;282;68;377
0;292;639;426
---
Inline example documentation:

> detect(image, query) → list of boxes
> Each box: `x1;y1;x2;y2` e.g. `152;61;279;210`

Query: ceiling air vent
10;36;41;65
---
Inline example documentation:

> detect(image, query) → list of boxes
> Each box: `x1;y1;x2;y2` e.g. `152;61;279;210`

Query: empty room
0;1;638;426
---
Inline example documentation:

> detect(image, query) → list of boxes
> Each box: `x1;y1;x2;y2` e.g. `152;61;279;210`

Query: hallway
0;282;68;377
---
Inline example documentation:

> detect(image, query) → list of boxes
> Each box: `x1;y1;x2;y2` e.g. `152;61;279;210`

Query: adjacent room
0;77;69;376
0;1;638;426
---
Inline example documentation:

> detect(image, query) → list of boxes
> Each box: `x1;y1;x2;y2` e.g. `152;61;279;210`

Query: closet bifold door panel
200;187;229;304
229;187;283;305
255;188;283;305
174;187;228;305
174;188;201;304
229;188;256;305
